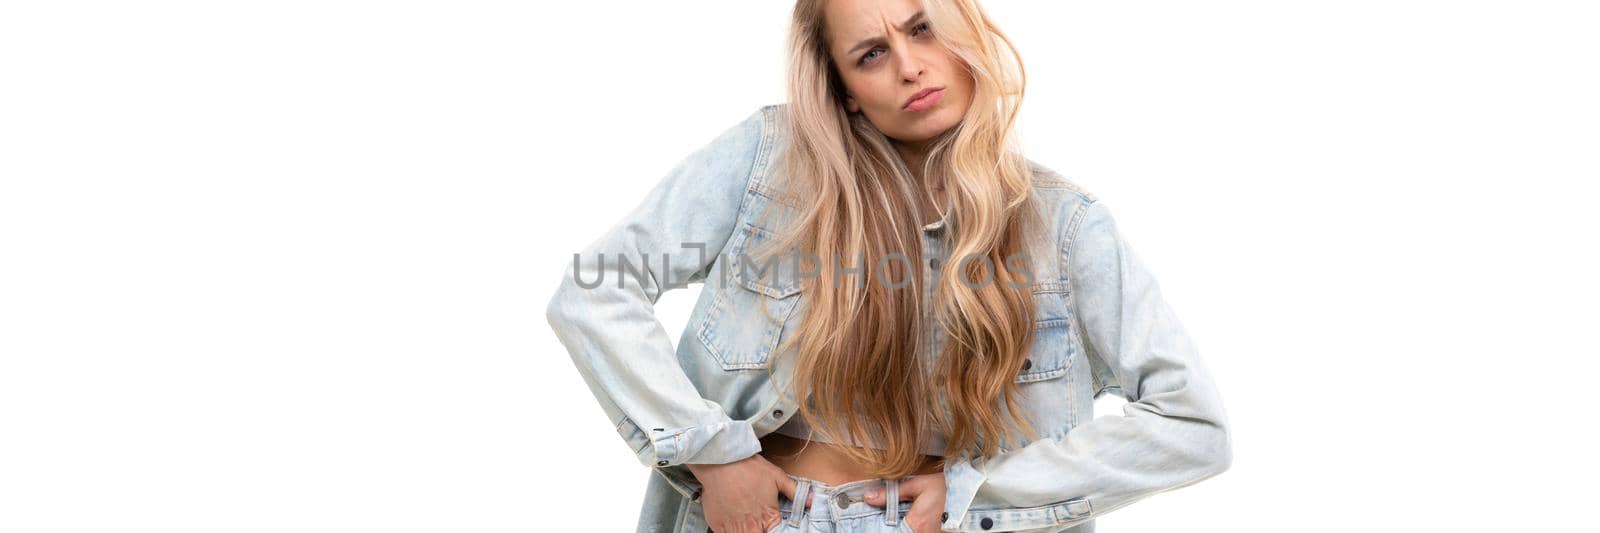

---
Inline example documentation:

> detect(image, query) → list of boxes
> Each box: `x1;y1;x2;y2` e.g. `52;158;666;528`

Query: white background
3;1;1597;531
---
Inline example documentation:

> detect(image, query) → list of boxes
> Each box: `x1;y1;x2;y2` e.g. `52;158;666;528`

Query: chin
898;113;963;143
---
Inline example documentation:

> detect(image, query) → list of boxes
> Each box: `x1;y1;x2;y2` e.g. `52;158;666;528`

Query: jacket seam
1025;159;1099;201
1060;197;1095;289
743;105;779;207
1063;197;1102;397
1065;198;1096;250
722;106;774;256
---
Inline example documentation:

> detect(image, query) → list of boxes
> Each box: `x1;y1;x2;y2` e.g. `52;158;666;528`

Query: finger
907;495;944;533
897;474;926;499
752;513;778;533
774;472;802;508
721;517;752;533
873;472;933;506
775;471;810;509
864;478;907;506
775;474;794;500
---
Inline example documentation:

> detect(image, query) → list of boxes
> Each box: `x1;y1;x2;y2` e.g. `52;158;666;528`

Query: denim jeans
768;474;916;533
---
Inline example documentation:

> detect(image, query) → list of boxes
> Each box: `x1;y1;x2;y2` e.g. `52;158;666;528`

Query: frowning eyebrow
845;10;926;56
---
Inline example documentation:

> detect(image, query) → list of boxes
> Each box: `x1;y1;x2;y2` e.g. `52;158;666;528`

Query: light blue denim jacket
545;104;1233;532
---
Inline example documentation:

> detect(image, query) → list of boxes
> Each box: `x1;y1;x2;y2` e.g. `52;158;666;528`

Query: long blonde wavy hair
748;0;1045;480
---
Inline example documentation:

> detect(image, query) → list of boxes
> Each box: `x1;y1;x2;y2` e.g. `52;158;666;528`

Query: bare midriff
758;432;946;488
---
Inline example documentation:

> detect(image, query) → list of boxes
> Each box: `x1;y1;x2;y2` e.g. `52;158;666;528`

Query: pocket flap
729;222;805;299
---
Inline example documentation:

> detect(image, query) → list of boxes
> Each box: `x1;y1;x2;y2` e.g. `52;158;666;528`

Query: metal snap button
834;492;851;509
942;512;949;522
981;517;994;529
1022;358;1032;371
773;409;784;418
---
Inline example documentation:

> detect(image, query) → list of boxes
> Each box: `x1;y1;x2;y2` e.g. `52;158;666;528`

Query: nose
898;51;925;83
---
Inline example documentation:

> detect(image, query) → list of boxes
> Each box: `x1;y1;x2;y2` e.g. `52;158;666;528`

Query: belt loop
786;479;813;527
883;478;900;526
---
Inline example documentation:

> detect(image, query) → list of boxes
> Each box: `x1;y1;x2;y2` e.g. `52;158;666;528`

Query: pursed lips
903;87;945;111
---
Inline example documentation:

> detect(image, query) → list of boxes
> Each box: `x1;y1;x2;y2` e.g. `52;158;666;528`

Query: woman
545;0;1233;531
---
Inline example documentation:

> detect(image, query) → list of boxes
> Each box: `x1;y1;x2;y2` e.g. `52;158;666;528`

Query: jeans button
1022;358;1032;371
981;516;994;529
834;492;851;509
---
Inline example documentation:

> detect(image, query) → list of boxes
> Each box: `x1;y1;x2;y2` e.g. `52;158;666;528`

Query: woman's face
825;0;974;146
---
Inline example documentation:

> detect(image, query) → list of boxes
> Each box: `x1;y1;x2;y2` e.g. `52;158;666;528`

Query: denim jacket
545;104;1233;532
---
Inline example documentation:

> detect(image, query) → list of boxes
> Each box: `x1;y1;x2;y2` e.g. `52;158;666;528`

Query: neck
894;140;937;187
893;139;947;226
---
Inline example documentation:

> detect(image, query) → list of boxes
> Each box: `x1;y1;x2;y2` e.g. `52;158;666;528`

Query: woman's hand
686;455;804;533
863;472;946;533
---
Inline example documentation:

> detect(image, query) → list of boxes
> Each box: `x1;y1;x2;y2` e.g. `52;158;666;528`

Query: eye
858;47;884;66
912;21;931;36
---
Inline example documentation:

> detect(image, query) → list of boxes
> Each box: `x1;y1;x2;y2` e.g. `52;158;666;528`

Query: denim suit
544;104;1233;532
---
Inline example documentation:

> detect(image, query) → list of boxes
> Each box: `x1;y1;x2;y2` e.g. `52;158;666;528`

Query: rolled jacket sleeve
940;198;1233;531
544;108;772;492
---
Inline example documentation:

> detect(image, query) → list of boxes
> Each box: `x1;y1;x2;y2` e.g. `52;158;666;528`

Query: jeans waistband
779;473;914;528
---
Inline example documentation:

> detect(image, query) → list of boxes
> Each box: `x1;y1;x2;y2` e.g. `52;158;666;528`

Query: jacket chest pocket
1017;284;1076;383
696;222;805;371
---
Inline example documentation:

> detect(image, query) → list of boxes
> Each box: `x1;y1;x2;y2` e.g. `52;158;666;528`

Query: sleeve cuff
636;417;762;468
640;419;761;504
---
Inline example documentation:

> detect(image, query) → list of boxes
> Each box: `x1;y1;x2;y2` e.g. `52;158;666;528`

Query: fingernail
865;489;881;499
